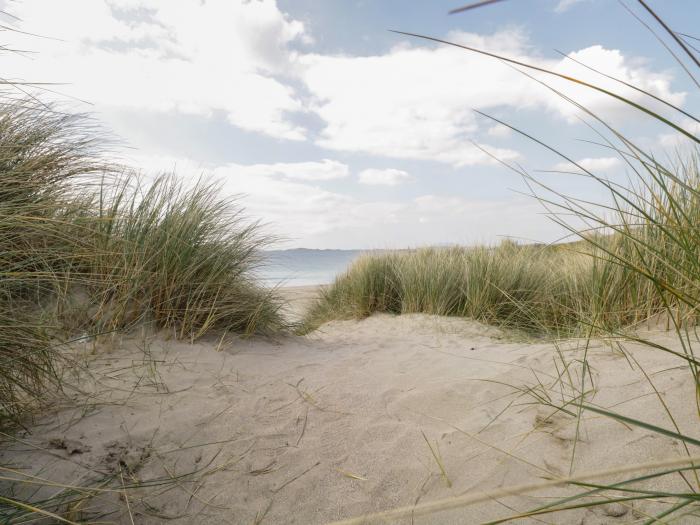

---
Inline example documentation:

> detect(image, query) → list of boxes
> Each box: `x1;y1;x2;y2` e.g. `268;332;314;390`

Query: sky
2;0;699;249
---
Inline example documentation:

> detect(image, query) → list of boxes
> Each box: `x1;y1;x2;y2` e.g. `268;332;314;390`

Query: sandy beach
279;285;326;323
1;286;697;524
5;1;700;522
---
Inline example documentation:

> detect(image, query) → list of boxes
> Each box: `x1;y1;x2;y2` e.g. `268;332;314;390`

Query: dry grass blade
554;47;700;124
272;461;321;494
635;0;700;69
421;430;452;488
619;0;700;90
119;467;135;525
328;456;700;525
448;0;508;15
0;494;81;524
335;468;368;481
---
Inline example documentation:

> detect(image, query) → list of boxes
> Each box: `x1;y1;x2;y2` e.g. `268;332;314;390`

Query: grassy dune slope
303;239;661;337
0;103;284;425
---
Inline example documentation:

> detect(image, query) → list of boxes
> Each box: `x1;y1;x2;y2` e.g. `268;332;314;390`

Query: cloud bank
4;0;690;248
6;1;685;167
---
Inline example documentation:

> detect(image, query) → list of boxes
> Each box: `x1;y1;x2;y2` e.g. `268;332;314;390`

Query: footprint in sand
534;407;581;447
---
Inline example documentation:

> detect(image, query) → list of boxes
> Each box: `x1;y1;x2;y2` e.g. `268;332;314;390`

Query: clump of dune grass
302;240;658;337
79;173;286;339
0;103;107;424
0;102;285;427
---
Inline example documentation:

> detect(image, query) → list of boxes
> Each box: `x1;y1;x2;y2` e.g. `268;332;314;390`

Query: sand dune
1;290;697;524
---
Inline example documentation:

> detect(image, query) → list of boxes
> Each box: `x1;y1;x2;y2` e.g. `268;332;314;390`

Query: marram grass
75;173;286;339
0;102;285;426
303;240;659;337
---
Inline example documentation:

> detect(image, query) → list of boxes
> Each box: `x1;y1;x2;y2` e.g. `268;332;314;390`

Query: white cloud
547;45;685;122
657;119;700;150
554;0;588;13
126;154;566;248
299;30;528;167
553;156;622;173
2;2;691;249
128;154;354;240
4;5;686;167
239;159;349;181
358;168;413;186
5;0;309;140
486;124;513;138
311;194;564;249
299;31;684;166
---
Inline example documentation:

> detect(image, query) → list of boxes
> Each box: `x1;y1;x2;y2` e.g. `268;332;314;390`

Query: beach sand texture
1;288;697;524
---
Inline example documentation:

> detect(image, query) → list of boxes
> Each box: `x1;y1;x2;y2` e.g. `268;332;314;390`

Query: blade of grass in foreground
448;0;508;15
327;456;700;525
0;495;80;525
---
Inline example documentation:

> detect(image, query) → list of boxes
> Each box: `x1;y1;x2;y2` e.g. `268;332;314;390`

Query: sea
257;249;366;287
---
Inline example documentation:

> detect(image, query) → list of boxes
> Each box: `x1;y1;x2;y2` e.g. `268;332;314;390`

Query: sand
2;286;699;524
278;285;325;323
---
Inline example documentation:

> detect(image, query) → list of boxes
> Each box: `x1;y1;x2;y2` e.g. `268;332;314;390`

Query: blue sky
4;0;699;248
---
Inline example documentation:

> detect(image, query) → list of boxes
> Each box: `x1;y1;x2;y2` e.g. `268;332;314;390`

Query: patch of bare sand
2;302;699;523
278;285;324;323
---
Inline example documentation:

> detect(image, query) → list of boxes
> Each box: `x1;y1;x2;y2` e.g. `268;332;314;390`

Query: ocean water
257;249;365;287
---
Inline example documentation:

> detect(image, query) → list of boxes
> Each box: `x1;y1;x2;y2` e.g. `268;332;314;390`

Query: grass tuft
302;239;660;337
0;102;285;427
